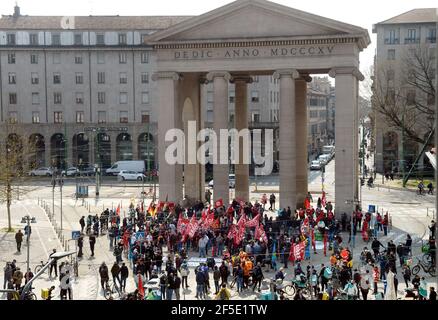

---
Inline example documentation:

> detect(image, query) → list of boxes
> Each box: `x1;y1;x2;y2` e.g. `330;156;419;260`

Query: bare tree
371;44;436;145
0;123;36;231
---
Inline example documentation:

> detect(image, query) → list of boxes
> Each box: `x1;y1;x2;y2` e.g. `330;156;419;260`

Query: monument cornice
152;35;362;50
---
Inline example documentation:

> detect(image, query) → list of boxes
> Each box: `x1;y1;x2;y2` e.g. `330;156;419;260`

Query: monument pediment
147;0;370;49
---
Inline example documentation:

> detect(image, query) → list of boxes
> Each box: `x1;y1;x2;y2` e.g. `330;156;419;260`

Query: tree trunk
7;183;12;232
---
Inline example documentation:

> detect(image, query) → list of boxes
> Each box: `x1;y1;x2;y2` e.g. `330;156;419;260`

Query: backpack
323;268;333;279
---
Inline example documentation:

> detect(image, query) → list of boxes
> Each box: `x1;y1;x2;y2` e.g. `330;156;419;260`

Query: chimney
13;3;20;18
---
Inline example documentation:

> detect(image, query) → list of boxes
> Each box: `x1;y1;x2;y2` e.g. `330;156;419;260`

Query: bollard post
427;208;429;217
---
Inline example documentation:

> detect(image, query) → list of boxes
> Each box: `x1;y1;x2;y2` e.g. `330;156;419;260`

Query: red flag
321;191;327;207
304;198;311;209
300;218;309;234
168;202;175;212
157;201;165;212
245;214;260;228
227;225;236;239
215;198;224;208
255;224;268;243
177;214;190;234
211;218;220;230
293;242;305;261
116;204;120;216
137;274;144;299
226;205;234;215
187;215;199;239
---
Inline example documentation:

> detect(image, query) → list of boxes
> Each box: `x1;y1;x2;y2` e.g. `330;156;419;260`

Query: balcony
384;38;399;45
426;37;436;44
404;38;420;44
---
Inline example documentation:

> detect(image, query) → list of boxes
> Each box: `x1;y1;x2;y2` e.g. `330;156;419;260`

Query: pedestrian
180;260;190;289
49;249;58;278
24;268;34;284
360;269;371;300
12;267;23;290
174;274;181;300
269;193;276;211
89;234;96;257
402;264;411;288
419;277;428;301
79;216;85;233
429;287;437;301
372;265;380;294
24;224;32;240
160;271;168;300
219;261;229;285
252;262;264;292
120;262;129;292
213;266;221;294
195;266;205;299
216;283;231;300
166;273;175;300
15;230;23;253
77;234;84;258
3;262;13;289
111;262;121;288
205;189;212;204
99;262;109;290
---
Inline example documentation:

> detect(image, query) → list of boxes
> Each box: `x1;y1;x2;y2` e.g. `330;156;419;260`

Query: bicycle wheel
34;265;42;274
422;253;432;265
412;265;420;275
230;278;236;289
284;285;295;297
28;292;37;300
428;266;436;277
104;288;113;300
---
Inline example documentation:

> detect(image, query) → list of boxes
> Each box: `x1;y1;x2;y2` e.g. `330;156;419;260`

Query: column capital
273;69;300;80
231;76;253;84
329;67;365;81
296;73;313;83
206;71;233;82
152;71;182;81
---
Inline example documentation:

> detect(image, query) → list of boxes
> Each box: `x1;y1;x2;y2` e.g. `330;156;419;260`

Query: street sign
72;231;81;240
368;205;376;213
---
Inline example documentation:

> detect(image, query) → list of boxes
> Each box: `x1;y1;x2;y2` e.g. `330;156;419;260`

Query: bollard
427;208;429;217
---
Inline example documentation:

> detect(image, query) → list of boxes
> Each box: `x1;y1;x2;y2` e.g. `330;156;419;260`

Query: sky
1;0;437;77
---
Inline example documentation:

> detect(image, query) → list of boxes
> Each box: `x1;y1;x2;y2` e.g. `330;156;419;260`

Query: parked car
106;161;146;176
28;167;53;177
310;160;322;170
79;166;96;176
318;154;331;165
118;170;146;181
208;174;236;188
61;167;80;177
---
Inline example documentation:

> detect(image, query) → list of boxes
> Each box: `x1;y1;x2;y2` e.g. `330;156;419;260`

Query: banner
177;215;190;234
215;198;224;208
245;214;260;228
321;191;327;208
255;224;268;243
293;242;305;261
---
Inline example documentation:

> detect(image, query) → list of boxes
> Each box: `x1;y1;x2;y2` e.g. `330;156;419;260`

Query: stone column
152;71;183;202
110;133;117;164
274;69;300;210
88;133;95;166
234;76;252;201
295;75;311;208
206;71;232;205
329;67;364;214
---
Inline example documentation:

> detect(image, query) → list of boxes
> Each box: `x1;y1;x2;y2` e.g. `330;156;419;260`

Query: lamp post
434;12;438;287
21;215;36;274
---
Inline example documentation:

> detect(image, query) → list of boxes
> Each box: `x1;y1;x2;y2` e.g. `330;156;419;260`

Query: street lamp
21;215;37;274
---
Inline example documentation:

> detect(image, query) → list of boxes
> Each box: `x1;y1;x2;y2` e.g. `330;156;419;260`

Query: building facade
372;9;437;174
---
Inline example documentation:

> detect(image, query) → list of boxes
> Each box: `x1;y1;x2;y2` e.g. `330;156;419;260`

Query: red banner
255;224;268;243
293;242;305;261
177;215;190;234
245;214;260;228
215;198;224;208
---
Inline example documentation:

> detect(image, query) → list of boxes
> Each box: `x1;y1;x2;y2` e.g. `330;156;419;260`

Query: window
54;111;63;123
54;92;62;104
53;53;61;64
9;112;18;124
8;73;16;84
119;72;128;84
74;33;82;45
251;112;260;123
387;49;395;60
407;29;417;40
29;34;38;45
32;92;40;105
98;92;106;104
31;73;39;84
207;91;213;103
76;111;84;123
253;76;259;83
141;112;150;123
52;34;61;45
32;112;40;124
119;52;127;64
96;33;105;45
9;93;17;104
310;110;318;118
76;92;84;104
229;92;235;103
141;92;149;104
387;69;395;81
119;92;128;104
8;53;16;64
75;54;83;64
428;28;437;43
94;53;104;66
7;33;16;45
97;72;105;84
30;53;38;64
141;72;149;84
251;91;259;103
229;114;234;123
311;124;318;134
141;52;149;63
98;111;106;124
118;33;127;45
270;109;279;122
119;111;128;123
386;29;398;44
53;73;61;84
75;72;83;84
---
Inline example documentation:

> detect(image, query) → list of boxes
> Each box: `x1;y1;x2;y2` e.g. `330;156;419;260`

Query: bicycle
411;258;436;277
421;251;434;265
104;280;123;300
230;276;253;290
275;277;312;299
34;260;48;275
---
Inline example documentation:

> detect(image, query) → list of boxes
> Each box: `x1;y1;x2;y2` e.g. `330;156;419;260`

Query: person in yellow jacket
216;283;231;300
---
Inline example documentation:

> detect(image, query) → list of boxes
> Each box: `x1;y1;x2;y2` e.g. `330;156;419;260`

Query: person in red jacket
372;265;380;294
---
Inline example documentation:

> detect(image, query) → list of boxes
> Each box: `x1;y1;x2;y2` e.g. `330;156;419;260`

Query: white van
318;154;331;165
106;161;146;176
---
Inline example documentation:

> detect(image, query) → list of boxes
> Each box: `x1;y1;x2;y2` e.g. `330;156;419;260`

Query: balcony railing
384;38;399;45
404;38;420;44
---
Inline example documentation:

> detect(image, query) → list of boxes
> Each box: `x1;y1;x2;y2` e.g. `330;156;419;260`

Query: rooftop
0;15;194;30
375;8;437;25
